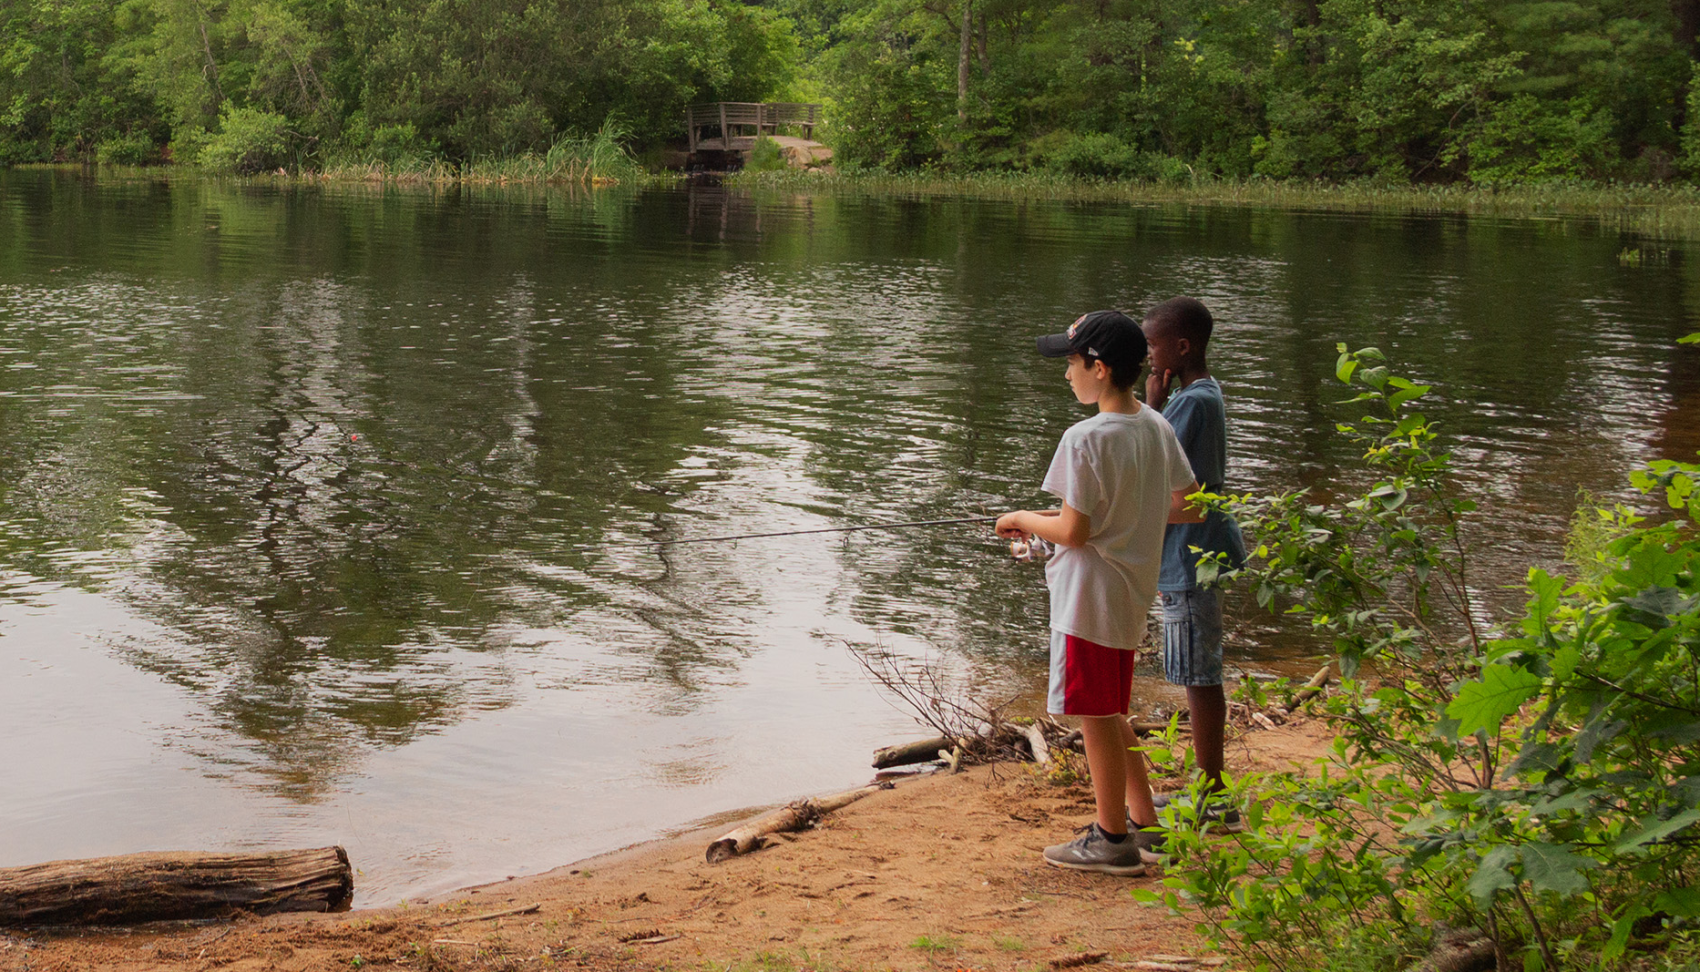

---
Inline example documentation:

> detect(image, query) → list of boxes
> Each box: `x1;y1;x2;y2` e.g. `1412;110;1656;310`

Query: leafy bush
1143;344;1700;971
95;133;160;165
368;124;430;166
1044;133;1191;184
196;106;293;174
1467;95;1615;184
744;135;788;173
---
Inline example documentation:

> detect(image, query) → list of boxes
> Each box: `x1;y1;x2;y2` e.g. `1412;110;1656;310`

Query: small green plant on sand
1140;343;1700;971
909;933;961;952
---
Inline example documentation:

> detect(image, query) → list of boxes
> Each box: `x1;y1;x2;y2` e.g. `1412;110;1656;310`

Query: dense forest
2;0;1698;183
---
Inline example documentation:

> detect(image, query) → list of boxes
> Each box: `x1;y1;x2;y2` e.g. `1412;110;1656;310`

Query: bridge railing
687;102;821;151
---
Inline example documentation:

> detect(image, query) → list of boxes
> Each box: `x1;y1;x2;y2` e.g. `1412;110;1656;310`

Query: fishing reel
1009;535;1054;563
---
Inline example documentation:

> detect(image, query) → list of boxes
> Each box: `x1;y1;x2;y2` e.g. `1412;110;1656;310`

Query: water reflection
0;170;1694;899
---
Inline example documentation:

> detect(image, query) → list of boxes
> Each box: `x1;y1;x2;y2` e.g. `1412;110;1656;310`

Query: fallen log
707;784;889;863
0;847;353;927
1279;664;1332;715
872;736;952;769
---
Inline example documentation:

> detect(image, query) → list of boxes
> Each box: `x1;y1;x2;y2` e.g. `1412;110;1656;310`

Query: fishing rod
591;515;1002;549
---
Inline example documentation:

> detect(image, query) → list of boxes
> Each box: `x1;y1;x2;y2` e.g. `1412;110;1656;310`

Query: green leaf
1680;332;1700;345
1653;885;1700;916
1573;702;1626;764
1616;807;1700;851
1619;585;1697;630
1468;845;1519;907
1446;665;1542;737
1335;353;1359;384
1388;384;1430;409
1519;842;1595;895
1603;905;1652;961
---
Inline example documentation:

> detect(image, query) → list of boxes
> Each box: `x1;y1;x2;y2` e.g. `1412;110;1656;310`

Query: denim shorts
1160;587;1224;687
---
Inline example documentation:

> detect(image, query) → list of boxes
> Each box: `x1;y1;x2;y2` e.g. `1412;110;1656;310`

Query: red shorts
1047;630;1135;716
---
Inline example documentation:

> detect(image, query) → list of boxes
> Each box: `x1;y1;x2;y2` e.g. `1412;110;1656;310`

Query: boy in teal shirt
1143;297;1246;812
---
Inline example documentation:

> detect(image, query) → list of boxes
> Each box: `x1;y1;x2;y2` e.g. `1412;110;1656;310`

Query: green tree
0;0;161;162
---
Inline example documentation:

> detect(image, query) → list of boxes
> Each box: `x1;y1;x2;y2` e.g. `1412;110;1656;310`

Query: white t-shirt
1041;407;1197;650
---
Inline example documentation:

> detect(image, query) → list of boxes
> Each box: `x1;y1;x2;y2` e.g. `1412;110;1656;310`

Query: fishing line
586;515;1002;549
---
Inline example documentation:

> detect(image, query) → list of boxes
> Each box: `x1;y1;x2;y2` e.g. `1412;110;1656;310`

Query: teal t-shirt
1159;377;1246;591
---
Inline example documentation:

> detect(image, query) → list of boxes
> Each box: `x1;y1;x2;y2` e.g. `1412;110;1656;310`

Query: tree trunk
0;847;353;927
1676;0;1700;57
976;10;990;74
958;0;973;122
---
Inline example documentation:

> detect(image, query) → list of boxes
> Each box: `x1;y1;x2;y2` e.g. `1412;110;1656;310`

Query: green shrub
1467;95;1614;185
95;133;159;166
196;106;293;174
368;124;431;166
1043;133;1191;184
744;135;788;173
1144;343;1700;971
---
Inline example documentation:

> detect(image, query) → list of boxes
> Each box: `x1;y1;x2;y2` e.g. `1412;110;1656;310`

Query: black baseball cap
1035;310;1147;375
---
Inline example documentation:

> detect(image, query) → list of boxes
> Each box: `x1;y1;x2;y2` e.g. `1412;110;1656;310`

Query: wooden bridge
686;102;821;154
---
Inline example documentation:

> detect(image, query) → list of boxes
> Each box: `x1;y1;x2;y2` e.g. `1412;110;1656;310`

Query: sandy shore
0;719;1334;972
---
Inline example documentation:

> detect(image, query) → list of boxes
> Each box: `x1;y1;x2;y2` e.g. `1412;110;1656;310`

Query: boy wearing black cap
997;310;1201;876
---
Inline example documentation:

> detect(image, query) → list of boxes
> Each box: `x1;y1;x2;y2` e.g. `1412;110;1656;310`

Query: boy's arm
996;504;1090;547
1168;483;1206;524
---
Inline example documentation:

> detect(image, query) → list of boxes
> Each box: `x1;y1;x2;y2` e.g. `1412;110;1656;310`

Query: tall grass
317;117;644;187
728;168;1700;240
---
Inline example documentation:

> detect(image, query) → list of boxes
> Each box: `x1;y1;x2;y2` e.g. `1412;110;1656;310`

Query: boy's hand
1145;368;1174;409
995;512;1029;540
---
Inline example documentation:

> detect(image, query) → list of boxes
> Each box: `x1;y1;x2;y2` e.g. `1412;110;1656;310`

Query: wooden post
718;104;729;148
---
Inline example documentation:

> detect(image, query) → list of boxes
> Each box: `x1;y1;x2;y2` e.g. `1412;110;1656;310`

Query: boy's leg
1161;588;1227;793
1088;713;1128;836
1116;713;1159;828
1043;631;1146;873
1187;684;1226;793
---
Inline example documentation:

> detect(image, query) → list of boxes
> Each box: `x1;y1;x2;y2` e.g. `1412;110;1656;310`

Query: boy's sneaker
1042;823;1146;876
1133;827;1168;864
1151;792;1245;832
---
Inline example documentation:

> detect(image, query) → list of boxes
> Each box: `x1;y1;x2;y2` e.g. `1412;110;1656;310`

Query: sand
0;719;1335;972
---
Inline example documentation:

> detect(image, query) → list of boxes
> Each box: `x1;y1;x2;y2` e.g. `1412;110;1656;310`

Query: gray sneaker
1042;824;1146;876
1152;793;1244;832
1125;817;1170;864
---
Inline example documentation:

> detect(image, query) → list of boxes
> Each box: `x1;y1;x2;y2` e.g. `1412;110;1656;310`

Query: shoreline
0;718;1337;971
13;163;1700;240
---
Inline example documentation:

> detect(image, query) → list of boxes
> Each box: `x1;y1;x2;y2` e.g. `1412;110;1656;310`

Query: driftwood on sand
872;736;955;769
0;847;354;927
1279;664;1332;716
706;785;891;863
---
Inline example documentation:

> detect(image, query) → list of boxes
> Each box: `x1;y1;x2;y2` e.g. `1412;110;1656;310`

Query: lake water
1;170;1695;904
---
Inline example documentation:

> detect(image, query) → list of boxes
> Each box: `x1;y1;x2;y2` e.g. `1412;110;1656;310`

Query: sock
1097;824;1128;843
